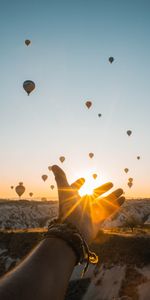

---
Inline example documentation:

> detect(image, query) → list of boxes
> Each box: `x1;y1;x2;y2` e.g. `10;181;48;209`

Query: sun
79;177;98;196
73;169;110;197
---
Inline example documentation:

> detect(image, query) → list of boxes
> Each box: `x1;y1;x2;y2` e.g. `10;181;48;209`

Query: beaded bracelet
43;218;98;277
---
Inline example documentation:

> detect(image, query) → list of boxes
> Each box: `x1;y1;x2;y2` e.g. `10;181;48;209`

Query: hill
0;199;149;230
0;199;58;229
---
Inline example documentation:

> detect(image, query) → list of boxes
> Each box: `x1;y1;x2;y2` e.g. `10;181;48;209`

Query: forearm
0;237;76;300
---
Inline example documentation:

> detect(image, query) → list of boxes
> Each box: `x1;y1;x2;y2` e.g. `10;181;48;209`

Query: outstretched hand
52;165;125;244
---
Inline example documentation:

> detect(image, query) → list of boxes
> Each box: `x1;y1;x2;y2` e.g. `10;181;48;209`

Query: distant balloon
128;182;133;188
127;130;132;136
108;57;114;64
128;178;133;182
89;152;94;159
23;80;35;95
92;173;97;180
98;113;102;117
85;101;92;109
50;185;55;190
25;39;31;46
42;175;48;182
124;168;129;173
10;186;14;189
137;156;140;160
41;197;47;201
15;182;25;198
48;166;52;171
29;192;33;197
59;156;65;163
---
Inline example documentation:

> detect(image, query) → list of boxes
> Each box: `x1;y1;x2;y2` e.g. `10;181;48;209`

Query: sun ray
89;196;94;223
61;196;83;221
90;196;121;223
80;195;89;222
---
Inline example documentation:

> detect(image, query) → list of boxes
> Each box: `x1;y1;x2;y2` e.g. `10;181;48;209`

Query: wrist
42;237;76;267
43;219;98;277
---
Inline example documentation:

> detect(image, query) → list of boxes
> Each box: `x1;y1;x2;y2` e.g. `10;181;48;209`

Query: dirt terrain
0;230;150;299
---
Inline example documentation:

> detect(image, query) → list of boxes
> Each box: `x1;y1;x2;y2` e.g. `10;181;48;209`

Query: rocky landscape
0;199;149;299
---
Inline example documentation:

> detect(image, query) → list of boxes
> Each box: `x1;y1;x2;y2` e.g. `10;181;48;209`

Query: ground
0;229;150;299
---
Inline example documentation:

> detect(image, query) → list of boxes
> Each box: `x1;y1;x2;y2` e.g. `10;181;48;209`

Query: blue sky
0;0;150;199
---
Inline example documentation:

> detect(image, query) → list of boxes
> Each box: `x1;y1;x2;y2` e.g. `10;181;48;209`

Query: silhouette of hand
52;165;125;244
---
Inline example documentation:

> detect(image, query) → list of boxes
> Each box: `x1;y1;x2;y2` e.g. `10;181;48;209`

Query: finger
92;196;125;224
114;196;125;207
93;182;113;198
100;195;125;212
51;165;69;189
102;188;124;202
71;178;85;191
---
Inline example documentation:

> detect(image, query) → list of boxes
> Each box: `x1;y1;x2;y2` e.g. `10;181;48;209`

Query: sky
0;0;150;199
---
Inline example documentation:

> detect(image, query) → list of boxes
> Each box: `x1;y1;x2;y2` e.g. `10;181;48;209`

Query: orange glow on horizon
0;168;150;200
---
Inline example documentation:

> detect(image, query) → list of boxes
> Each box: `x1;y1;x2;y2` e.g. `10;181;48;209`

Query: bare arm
0;165;124;300
0;237;76;300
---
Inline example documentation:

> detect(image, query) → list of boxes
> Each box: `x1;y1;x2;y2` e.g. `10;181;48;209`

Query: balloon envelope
59;156;65;163
89;152;94;159
15;182;25;198
92;173;97;180
128;182;133;188
98;113;102;117
108;57;114;63
48;166;52;171
137;156;140;160
25;39;31;46
85;101;92;109
29;192;33;197
124;168;129;173
23;80;35;95
127;130;132;136
128;178;133;182
10;186;14;189
42;175;48;182
50;185;55;190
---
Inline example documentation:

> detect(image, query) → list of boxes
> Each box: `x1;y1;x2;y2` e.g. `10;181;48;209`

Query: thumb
51;165;69;189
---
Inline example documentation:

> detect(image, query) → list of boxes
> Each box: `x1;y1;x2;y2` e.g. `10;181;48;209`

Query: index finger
102;188;124;202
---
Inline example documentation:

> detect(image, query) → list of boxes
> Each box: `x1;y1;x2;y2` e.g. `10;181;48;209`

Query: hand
52;165;125;244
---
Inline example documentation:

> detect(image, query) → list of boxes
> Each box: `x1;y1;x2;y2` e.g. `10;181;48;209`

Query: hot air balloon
41;197;47;201
59;156;65;163
85;101;92;109
128;182;133;188
92;174;97;180
89;152;94;159
29;192;33;197
48;166;52;171
127;130;132;136
108;57;114;63
128;178;133;182
23;80;35;95
137;156;140;160
10;186;14;189
15;182;25;198
124;168;129;173
50;185;55;190
25;39;31;46
42;175;48;182
98;113;102;117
